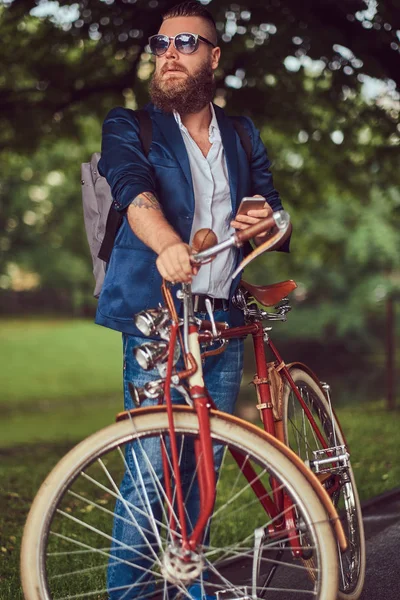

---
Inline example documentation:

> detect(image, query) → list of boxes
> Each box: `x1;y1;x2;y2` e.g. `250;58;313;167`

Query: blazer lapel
151;107;194;198
150;104;239;212
214;104;239;212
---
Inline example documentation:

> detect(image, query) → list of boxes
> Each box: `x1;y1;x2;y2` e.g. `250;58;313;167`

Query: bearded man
96;2;291;599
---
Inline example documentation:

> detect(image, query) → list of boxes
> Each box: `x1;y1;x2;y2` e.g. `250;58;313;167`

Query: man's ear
211;46;221;70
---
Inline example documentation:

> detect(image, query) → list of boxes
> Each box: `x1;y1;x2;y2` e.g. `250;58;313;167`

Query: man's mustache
160;64;188;76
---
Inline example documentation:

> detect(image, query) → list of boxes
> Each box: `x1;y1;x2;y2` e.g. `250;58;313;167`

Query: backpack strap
98;109;153;264
230;116;252;163
98;207;124;262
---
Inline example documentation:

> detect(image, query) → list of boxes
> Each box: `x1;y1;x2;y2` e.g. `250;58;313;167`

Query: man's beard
149;60;216;115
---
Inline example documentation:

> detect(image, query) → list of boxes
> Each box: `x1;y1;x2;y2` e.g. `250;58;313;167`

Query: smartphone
236;197;266;216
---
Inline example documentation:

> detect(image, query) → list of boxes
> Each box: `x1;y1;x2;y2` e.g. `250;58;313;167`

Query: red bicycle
21;211;363;600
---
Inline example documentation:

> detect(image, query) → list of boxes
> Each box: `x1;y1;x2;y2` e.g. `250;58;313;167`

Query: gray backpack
81;111;252;298
81;109;152;297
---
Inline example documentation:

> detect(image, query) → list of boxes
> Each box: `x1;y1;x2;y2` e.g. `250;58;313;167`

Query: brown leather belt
193;294;229;312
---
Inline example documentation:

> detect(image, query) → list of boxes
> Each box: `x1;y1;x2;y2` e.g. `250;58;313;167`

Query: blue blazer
96;103;288;335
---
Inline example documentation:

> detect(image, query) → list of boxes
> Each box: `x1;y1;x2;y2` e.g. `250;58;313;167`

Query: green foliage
0;115;101;292
244;79;400;340
1;0;398;150
0;0;399;345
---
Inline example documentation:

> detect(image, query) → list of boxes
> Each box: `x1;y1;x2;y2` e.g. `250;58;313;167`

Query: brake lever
231;212;291;279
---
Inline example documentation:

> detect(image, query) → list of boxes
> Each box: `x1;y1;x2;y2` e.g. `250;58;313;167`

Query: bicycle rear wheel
282;368;366;599
21;406;338;600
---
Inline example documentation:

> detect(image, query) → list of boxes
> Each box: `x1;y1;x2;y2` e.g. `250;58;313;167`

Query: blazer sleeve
98;107;157;212
241;116;291;252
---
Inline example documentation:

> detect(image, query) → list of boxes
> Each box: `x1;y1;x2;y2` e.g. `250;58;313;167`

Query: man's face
155;16;220;88
149;16;220;114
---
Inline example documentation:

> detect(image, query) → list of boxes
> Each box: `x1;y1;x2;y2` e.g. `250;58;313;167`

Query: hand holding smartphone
231;196;274;242
236;196;266;216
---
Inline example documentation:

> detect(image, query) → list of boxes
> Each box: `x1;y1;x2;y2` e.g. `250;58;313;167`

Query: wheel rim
284;377;363;595
29;415;333;600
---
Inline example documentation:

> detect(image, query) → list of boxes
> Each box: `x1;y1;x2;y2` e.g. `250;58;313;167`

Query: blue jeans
107;310;244;600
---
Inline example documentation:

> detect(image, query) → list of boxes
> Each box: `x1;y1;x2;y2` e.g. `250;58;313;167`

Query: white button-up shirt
174;104;236;299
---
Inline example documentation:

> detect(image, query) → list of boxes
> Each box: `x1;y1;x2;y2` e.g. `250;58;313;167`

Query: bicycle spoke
66;489;155;532
23;410;338;600
81;467;179;538
212;464;268;518
159;433;197;537
211;488;275;524
55;508;162;568
49;531;157;573
283;370;365;597
211;545;319;573
127;434;179;529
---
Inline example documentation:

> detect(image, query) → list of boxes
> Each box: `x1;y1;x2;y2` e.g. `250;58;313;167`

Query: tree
0;0;399;342
0;0;398;151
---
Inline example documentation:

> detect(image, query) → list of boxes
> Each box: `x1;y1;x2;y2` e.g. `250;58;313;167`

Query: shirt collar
174;103;221;142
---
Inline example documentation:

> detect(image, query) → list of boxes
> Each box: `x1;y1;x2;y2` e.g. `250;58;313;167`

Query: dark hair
162;1;218;46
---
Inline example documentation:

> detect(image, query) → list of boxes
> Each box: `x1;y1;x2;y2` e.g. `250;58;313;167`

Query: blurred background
0;0;399;595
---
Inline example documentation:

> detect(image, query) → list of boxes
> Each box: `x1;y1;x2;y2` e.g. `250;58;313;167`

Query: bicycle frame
118;210;347;557
151;282;330;557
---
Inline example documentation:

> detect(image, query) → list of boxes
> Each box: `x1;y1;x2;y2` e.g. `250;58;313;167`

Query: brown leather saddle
240;280;297;307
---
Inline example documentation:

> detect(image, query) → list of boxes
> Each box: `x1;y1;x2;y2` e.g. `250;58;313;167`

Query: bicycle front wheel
21;405;338;600
282;367;366;600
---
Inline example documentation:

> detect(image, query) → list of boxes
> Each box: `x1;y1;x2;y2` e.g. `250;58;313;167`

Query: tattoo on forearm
132;192;162;211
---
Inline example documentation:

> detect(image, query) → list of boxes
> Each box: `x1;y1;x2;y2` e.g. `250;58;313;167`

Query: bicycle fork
161;322;216;552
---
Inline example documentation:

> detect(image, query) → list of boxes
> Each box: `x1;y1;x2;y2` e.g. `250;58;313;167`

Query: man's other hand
156;242;199;283
230;196;273;246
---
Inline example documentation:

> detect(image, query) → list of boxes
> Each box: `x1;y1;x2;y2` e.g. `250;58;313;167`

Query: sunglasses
148;32;216;57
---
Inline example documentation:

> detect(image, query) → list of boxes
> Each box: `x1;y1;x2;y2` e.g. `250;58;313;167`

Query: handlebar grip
233;210;290;246
234;215;276;245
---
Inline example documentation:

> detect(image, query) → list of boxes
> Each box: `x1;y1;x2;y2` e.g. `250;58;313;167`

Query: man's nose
164;39;179;60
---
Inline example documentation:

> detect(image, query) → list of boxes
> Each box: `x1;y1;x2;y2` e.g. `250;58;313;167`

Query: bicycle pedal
308;445;350;474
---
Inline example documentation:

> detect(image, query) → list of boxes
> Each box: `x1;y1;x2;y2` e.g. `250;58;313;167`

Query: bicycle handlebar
192;210;290;264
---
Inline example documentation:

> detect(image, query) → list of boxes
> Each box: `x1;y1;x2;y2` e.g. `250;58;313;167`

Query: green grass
1;318;399;599
0;442;73;600
0;318;122;405
337;400;400;500
0;318;123;446
2;400;399;599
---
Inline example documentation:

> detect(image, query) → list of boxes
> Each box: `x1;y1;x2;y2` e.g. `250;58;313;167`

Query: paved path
210;489;400;599
359;491;400;600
